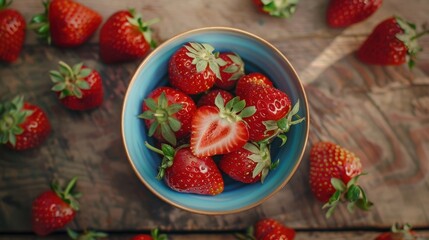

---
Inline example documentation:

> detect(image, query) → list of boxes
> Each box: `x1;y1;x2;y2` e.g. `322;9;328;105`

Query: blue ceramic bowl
122;27;309;215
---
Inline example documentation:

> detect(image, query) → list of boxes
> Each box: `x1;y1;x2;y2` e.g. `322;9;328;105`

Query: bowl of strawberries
122;27;309;214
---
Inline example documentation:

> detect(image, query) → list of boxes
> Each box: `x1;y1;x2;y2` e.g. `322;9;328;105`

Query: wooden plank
1;231;429;240
9;0;429;44
1;0;429;233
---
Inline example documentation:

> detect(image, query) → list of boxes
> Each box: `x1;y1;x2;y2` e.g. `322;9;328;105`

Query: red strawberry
375;224;419;240
309;142;373;218
99;9;158;63
30;0;101;47
67;229;108;240
0;96;51;151
145;143;224;195
50;61;103;111
130;228;168;240
197;89;234;107
216;52;245;90
190;95;256;157
253;0;298;18
139;87;196;146
357;16;429;68
326;0;383;28
235;72;273;98
32;177;80;236
0;0;25;62
168;42;227;95
219;142;277;183
236;74;303;142
254;218;295;240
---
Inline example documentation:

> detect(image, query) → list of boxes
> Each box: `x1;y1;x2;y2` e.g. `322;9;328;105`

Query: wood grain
1;231;429;240
1;0;429;234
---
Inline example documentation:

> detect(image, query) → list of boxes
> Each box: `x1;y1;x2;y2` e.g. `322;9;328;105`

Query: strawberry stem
144;141;178;180
411;29;429;40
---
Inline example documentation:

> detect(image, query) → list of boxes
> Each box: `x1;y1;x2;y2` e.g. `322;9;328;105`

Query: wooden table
1;0;429;239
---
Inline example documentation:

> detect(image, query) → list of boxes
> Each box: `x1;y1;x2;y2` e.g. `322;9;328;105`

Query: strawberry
0;0;25;63
253;0;299;18
197;89;234;107
99;9;158;63
30;0;101;47
67;229;108;240
216;52;245;90
235;73;273;99
236;74;303;143
145;142;224;195
237;218;295;240
219;142;278;183
0;96;51;151
356;16;429;69
32;177;80;236
309;142;373;218
326;0;383;28
130;228;168;240
190;94;256;157
139;86;196;146
375;224;420;240
50;61;103;111
168;42;227;95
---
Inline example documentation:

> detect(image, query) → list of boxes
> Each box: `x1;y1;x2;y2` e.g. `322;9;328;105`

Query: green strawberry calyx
323;173;373;218
127;9;159;49
243;142;278;183
185;42;227;80
222;53;245;81
67;228;108;240
29;0;51;44
0;95;33;147
388;223;420;240
261;0;299;18
261;100;305;145
144;141;180;180
395;16;429;69
51;176;81;211
150;228;168;240
215;94;256;123
50;61;92;99
139;92;183;146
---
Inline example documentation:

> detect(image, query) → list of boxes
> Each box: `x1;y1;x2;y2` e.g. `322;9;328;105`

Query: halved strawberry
219;142;278;183
145;142;224;195
190;94;256;157
139;87;196;146
168;42;227;95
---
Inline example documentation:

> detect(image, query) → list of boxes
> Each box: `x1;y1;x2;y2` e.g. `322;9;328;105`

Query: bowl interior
122;27;309;214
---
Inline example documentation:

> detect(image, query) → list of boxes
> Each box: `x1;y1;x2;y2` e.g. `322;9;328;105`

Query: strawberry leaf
76;80;91;90
330;178;346;192
346;184;361;202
